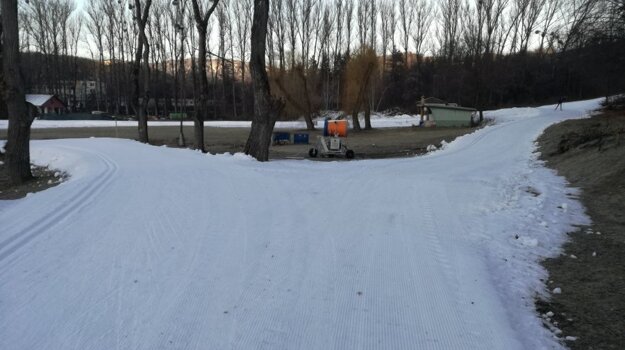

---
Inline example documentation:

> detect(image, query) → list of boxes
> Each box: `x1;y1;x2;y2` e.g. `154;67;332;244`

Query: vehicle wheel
346;150;355;159
308;148;318;157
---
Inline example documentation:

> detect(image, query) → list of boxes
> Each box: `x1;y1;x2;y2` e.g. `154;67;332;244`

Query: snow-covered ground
0;113;420;130
0;99;599;349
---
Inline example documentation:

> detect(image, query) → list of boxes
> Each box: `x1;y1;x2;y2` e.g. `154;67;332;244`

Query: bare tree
2;0;36;184
269;0;286;71
379;1;395;74
398;0;414;65
245;0;285;161
496;1;523;55
168;0;189;145
357;1;371;48
23;0;75;100
216;3;230;118
235;0;252;116
369;0;377;50
518;0;544;54
343;46;377;131
560;0;600;52
411;0;433;63
319;4;334;109
331;0;346;109
67;16;82;111
225;2;238;119
86;0;107;111
190;0;220;152
537;0;561;55
285;0;298;69
332;0;344;59
438;0;462;62
102;1;120;113
483;0;509;56
298;0;316;69
344;0;354;55
24;0;52;92
130;0;153;144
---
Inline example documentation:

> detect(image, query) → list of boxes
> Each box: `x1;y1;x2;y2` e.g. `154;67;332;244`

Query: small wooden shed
424;103;477;127
25;94;65;115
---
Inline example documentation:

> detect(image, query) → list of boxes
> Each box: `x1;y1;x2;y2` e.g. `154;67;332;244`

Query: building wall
430;107;475;127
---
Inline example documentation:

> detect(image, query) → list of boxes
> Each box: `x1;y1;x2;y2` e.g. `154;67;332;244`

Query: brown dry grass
537;108;625;349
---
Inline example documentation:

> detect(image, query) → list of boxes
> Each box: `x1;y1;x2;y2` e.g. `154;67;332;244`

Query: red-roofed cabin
25;94;66;115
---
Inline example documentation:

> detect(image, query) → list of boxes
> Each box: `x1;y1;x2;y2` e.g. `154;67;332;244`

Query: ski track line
233;209;305;349
418;194;473;350
329;173;370;350
156;213;211;349
0;146;119;265
438;185;488;345
235;178;311;349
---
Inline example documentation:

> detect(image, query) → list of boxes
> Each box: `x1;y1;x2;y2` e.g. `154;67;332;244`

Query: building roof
425;103;476;112
25;94;66;110
26;94;55;107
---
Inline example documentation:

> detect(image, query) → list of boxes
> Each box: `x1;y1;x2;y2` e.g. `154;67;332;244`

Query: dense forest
9;0;625;120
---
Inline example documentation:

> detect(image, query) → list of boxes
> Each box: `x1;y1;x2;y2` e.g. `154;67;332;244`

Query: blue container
293;133;309;144
272;132;291;144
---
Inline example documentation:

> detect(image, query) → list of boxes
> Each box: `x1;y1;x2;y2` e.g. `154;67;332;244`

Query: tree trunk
132;32;149;143
2;0;35;185
195;28;209;152
364;94;372;130
131;0;153;144
141;33;151;140
244;0;283;161
298;69;316;130
351;110;362;131
351;63;375;132
132;31;149;143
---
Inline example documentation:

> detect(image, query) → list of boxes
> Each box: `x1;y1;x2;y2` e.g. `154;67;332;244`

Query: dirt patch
1;124;475;160
0;164;67;200
536;108;625;349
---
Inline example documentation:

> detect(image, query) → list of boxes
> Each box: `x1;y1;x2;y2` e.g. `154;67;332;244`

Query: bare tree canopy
2;0;622;159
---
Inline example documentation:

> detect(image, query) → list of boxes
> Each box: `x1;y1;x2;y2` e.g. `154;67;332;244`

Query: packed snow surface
0;100;599;349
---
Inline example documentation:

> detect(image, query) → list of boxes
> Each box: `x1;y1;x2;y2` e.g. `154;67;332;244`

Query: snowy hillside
0;99;600;349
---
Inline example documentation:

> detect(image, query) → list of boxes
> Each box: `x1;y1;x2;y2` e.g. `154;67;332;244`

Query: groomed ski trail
0;99;598;349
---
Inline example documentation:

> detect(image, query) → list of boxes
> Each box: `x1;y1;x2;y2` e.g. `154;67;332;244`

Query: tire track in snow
0;146;119;264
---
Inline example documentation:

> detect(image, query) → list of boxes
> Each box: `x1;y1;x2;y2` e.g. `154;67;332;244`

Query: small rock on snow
518;236;538;247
